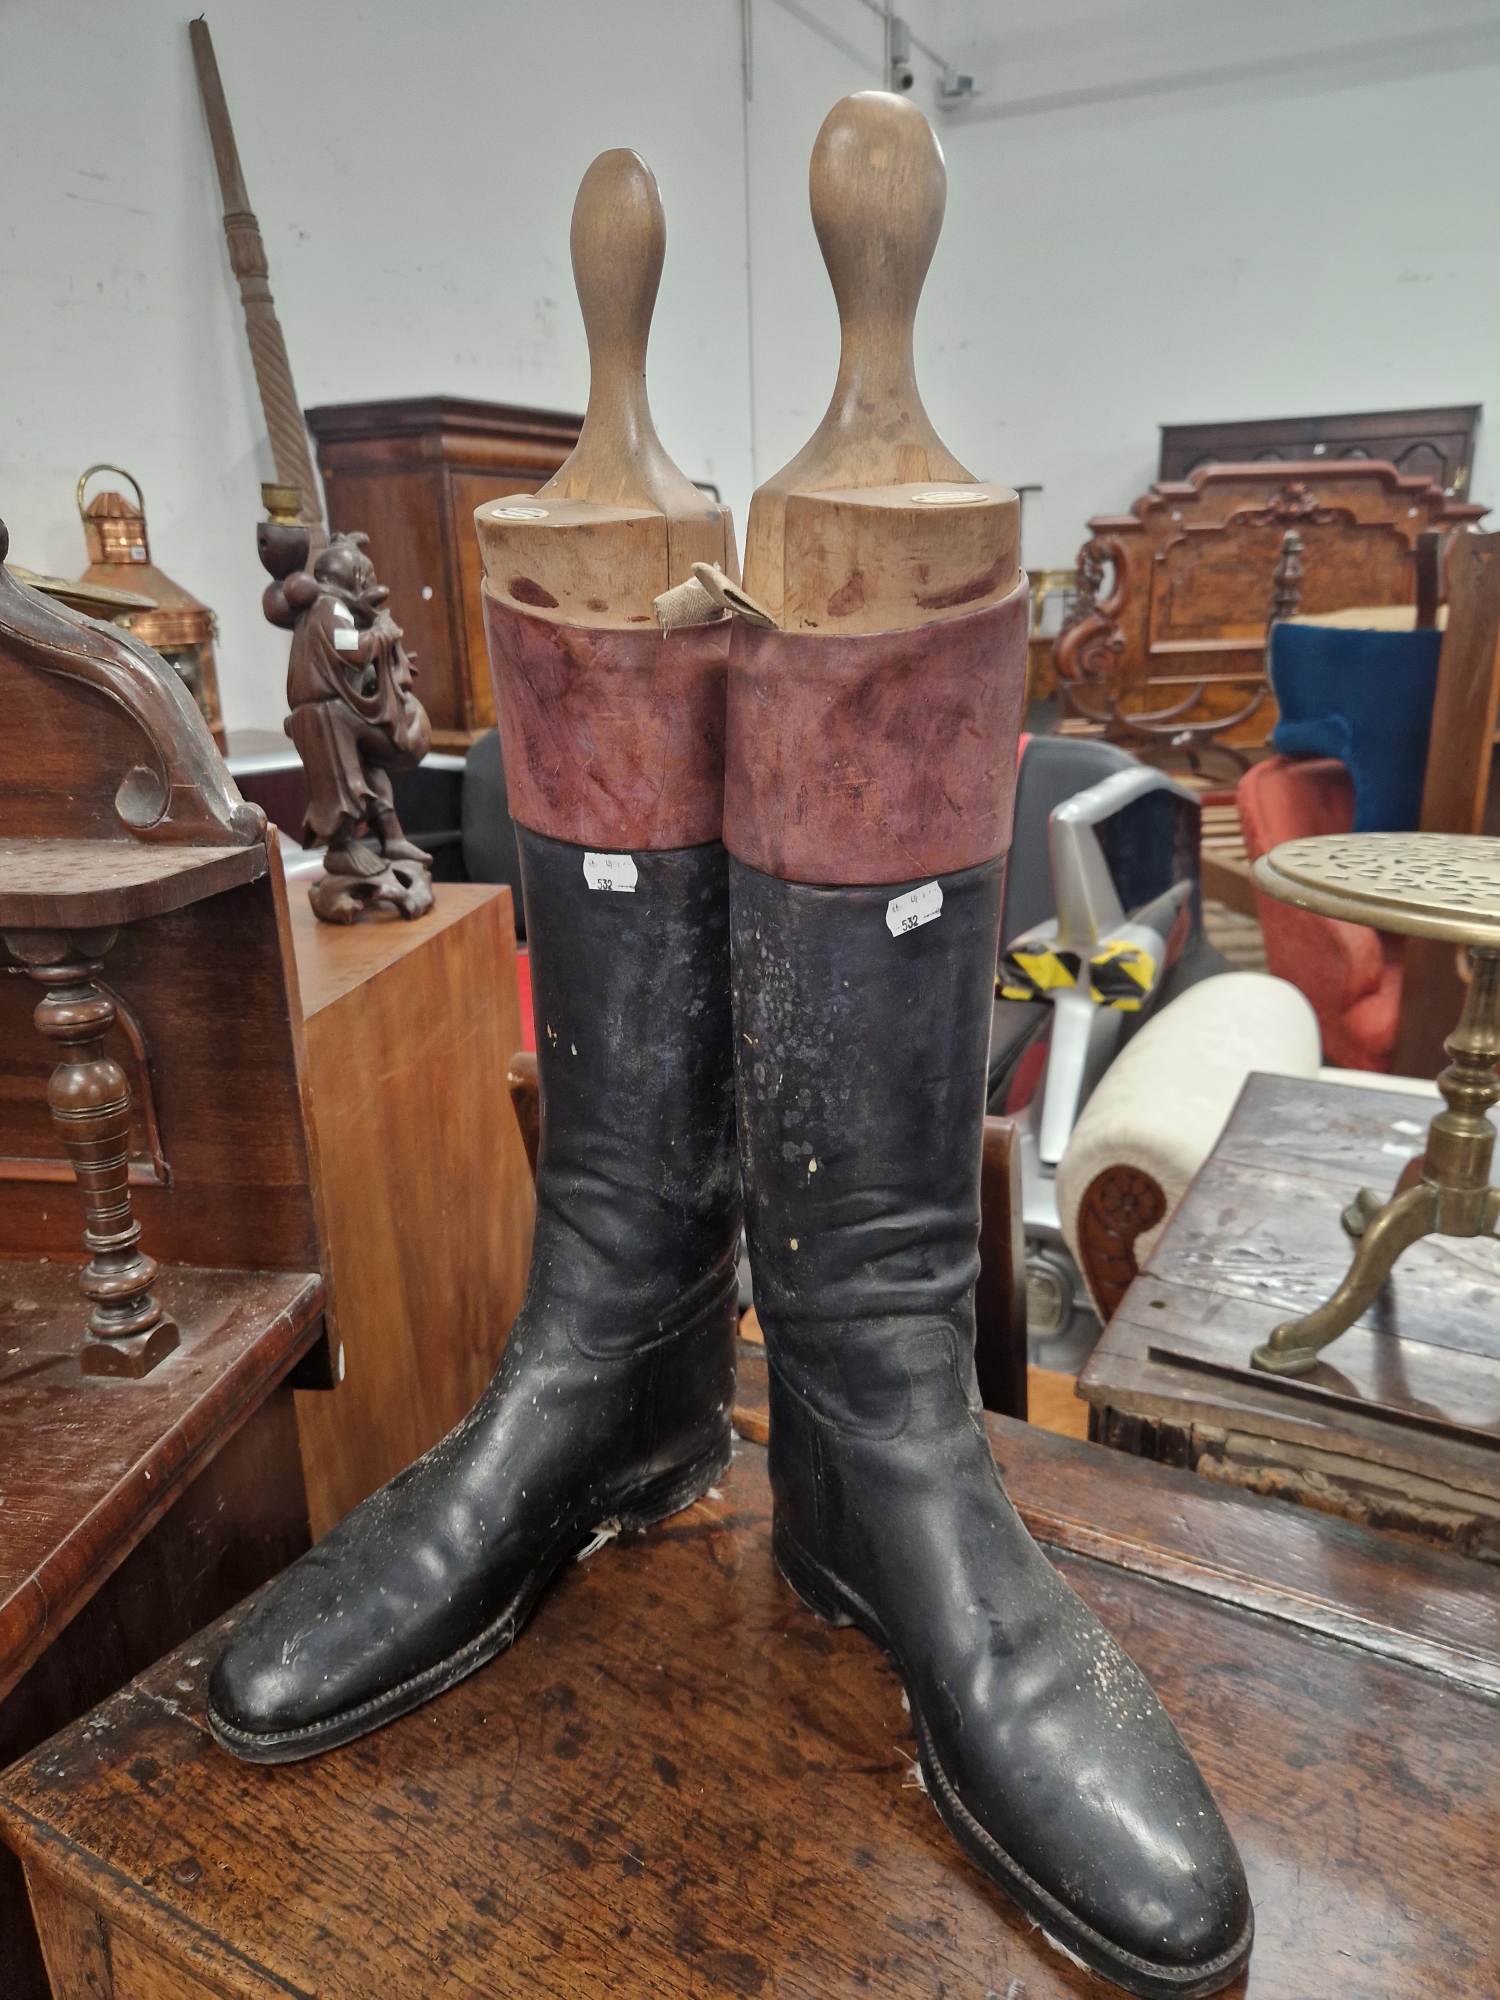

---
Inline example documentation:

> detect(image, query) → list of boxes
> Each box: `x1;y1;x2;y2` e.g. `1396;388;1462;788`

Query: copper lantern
76;465;227;747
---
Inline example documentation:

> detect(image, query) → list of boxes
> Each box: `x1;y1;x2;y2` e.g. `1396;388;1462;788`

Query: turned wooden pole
190;18;325;546
6;927;178;1374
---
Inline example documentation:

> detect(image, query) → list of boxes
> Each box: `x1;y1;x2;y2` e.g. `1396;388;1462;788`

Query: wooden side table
2;1404;1495;1997
0;531;338;1998
0;1266;324;1999
288;882;535;1535
1079;1070;1500;1558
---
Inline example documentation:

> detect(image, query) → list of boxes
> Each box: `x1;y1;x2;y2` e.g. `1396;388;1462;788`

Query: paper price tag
886;881;943;937
333;627;362;651
584;852;638;893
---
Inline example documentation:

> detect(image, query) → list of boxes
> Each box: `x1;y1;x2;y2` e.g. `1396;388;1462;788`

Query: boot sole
206;1432;732;1767
773;1523;1254;2000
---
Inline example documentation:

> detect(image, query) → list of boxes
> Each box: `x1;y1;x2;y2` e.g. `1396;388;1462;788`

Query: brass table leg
5;927;178;1378
1253;945;1500;1376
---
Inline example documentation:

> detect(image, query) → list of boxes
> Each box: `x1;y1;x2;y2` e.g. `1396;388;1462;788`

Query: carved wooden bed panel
1055;461;1485;760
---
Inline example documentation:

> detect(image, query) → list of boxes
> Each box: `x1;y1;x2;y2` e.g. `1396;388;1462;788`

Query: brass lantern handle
77;464;146;523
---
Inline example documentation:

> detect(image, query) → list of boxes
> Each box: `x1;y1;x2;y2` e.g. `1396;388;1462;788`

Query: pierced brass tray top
1253;832;1500;949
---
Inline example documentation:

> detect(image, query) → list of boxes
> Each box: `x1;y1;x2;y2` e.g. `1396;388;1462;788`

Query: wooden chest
307;397;582;749
2;1391;1496;1997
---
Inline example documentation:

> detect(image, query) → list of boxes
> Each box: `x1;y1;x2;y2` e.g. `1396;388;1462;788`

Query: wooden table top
0;1261;324;1703
1079;1072;1500;1517
2;1394;1495;1997
288;880;511;1016
0;837;265;930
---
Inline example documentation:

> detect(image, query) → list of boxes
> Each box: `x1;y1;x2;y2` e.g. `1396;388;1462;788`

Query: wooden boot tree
743;92;1018;634
476;150;737;627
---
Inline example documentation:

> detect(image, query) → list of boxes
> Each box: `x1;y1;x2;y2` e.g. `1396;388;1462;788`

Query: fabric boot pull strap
654;562;779;632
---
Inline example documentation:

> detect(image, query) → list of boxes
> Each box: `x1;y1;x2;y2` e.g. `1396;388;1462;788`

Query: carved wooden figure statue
259;518;434;923
474;149;738;625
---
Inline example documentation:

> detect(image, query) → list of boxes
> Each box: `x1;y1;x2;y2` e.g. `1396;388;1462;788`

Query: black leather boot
731;854;1253;1998
208;828;740;1763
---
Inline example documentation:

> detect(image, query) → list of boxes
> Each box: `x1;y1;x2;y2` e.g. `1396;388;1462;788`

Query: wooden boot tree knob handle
743;93;1018;633
809;89;954;479
475;150;735;626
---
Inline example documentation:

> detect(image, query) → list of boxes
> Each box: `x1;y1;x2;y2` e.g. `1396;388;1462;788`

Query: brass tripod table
1250;832;1500;1376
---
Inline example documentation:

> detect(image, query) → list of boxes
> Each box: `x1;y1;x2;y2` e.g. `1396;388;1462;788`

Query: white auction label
493;504;548;521
584;852;638;893
886;881;943;936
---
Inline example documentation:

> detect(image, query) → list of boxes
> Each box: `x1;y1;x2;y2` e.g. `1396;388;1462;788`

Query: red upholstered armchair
1237;756;1401;1069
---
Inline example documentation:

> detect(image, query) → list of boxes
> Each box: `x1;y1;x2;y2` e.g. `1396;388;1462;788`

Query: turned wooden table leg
5;927;178;1378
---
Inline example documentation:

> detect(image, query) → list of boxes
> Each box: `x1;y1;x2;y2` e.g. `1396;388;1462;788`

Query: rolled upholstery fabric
723;578;1028;885
1057;971;1320;1308
483;585;732;852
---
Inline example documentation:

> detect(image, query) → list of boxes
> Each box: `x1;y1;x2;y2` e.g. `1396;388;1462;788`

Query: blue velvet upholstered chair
1268;621;1443;833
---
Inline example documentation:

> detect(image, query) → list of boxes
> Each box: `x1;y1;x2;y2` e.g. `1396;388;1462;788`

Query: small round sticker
910;489;986;506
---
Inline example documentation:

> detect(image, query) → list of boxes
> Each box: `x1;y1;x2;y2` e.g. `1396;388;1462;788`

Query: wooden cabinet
1160;404;1481;497
0;541;331;1999
1079;1071;1500;1559
288;881;535;1537
307;397;582;748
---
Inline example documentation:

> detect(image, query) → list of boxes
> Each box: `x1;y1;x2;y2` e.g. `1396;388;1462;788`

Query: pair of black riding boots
210;689;1252;2000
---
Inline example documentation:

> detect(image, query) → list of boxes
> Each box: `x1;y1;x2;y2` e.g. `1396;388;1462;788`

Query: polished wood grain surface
1056;461;1485;748
0;527;333;1993
1025;1365;1089;1440
3;1419;1496;1998
974;1113;1028;1419
1394;528;1500;1078
289;883;535;1535
290;878;504;1015
476;152;734;628
0;838;266;930
1080;1073;1500;1556
0;1261;324;1704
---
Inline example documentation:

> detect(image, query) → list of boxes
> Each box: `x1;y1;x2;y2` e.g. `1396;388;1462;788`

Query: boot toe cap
1096;1820;1253;1985
207;1590;355;1748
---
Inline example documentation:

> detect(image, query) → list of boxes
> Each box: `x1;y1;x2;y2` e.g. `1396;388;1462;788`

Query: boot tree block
778;480;1018;634
476;150;736;627
743;93;1018;632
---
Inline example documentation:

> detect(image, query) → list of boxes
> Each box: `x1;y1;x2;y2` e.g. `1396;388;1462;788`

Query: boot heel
772;1521;857;1629
616;1427;732;1533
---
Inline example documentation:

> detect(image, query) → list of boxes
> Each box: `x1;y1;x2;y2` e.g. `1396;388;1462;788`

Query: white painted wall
0;0;753;733
4;0;1498;731
741;0;1500;569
